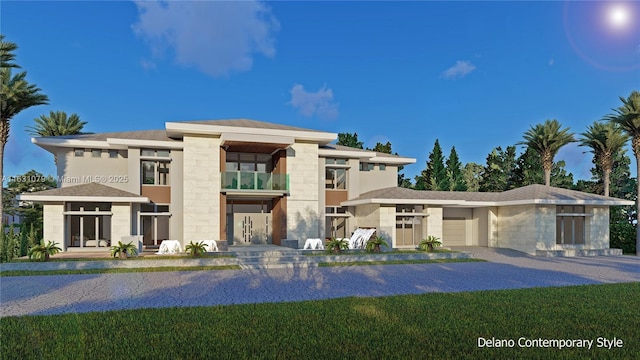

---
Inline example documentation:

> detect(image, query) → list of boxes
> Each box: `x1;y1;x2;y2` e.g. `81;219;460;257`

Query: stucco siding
57;149;129;191
183;136;220;245
359;165;397;194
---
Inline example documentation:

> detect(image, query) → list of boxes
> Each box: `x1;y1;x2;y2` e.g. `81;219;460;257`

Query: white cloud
549;57;555;66
140;59;157;70
441;60;476;79
288;84;339;120
132;1;279;77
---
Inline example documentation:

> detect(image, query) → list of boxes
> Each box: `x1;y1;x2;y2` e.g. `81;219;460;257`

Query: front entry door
233;213;270;245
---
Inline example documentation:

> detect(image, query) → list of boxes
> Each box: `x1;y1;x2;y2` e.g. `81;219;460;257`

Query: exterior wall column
183;135;221;245
427;206;443;241
43;203;65;250
286;142;320;247
111;203;132;245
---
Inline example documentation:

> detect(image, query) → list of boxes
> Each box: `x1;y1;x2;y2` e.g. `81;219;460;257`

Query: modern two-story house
19;119;633;255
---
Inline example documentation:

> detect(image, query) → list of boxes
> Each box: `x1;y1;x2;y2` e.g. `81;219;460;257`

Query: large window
226;153;272;173
556;205;586;245
140;204;170;246
65;202;112;248
325;207;348;239
325;168;347;189
395;205;427;247
141;149;170;185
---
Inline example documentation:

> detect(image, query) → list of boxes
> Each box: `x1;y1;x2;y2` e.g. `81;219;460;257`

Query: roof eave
17;194;150;203
166;122;337;144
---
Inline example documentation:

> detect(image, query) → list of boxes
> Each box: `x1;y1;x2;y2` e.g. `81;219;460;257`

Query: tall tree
511;148;574;189
336;132;363;149
3;170;56;238
0;35;19;69
369;141;391;154
479;146;517;192
446;146;467;191
462;162;483;192
605;90;640;256
416;139;448;191
579;121;628;197
0;35;49;220
26;111;86;137
518;119;575;186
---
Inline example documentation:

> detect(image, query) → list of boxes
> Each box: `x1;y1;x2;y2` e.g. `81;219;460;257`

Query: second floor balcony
221;171;289;192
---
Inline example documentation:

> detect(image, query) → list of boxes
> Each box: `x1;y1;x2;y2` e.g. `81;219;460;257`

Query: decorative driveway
1;248;638;317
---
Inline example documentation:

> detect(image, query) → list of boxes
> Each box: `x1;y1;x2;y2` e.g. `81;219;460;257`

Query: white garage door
443;218;466;246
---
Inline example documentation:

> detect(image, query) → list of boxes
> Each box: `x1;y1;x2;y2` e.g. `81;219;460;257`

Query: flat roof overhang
222;190;289;199
166;122;336;144
17;194;150;203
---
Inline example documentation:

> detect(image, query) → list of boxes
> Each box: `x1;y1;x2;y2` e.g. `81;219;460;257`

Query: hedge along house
18;119;632;255
17;119;414;251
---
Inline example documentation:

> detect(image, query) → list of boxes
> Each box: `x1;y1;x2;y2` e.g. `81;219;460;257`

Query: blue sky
3;1;639;184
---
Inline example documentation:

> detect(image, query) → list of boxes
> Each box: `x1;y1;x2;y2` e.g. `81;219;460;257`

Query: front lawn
1;283;638;359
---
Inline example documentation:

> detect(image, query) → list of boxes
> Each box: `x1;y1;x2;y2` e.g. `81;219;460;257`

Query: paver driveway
1;247;638;317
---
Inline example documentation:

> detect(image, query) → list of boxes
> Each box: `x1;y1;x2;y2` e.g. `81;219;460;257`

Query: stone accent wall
182;135;221;245
170;150;184;241
427;207;443;240
286;142;320;246
497;205;556;254
43;203;64;250
588;206;610;249
111;203;132;244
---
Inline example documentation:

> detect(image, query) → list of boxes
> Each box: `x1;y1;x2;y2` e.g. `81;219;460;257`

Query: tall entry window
556;205;586;245
395;205;427;247
325;207;349;239
140;204;171;246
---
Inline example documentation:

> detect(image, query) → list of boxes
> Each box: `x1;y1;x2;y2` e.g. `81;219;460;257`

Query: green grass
319;258;484;267
1;283;638;359
0;265;241;277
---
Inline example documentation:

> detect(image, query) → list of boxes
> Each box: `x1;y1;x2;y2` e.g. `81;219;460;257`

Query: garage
443;217;467;246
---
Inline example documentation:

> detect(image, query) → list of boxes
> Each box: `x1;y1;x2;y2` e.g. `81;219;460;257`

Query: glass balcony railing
221;172;289;191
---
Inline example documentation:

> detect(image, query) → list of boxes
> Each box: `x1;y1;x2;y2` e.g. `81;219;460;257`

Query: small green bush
610;220;636;254
185;241;207;256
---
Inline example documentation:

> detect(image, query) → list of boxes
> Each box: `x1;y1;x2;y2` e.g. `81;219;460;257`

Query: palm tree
26;111;86;136
605;90;640;256
518;119;575;186
0;35;19;69
0;36;49;220
579;122;629;197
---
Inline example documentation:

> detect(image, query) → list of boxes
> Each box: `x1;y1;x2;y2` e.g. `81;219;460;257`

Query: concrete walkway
1;247;638;318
